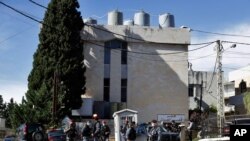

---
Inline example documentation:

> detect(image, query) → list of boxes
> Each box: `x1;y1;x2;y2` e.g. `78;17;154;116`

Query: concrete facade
228;65;250;95
188;71;217;110
82;25;190;123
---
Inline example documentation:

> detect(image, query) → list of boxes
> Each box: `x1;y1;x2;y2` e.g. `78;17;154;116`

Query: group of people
65;114;111;141
145;120;181;141
120;120;137;141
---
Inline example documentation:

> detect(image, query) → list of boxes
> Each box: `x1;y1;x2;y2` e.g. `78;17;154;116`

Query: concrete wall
82;25;190;123
188;71;218;110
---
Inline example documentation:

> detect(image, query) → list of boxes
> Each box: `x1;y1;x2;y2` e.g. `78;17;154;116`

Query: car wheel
32;131;44;141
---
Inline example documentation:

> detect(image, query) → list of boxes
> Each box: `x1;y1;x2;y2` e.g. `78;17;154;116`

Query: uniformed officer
148;120;162;141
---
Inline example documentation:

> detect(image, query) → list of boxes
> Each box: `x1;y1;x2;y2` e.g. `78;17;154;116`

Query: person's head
129;121;135;128
86;121;91;126
151;120;157;127
102;120;107;125
70;121;76;128
124;119;129;125
93;114;99;120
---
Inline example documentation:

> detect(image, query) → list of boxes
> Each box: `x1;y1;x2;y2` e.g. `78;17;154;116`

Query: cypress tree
26;0;85;124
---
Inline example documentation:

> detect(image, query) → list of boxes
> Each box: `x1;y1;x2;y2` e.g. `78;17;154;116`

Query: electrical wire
192;29;250;38
0;1;42;24
0;26;35;45
206;53;218;93
29;0;48;9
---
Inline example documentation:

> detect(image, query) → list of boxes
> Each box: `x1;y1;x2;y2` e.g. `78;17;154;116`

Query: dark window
189;85;194;97
104;40;127;64
121;79;127;102
104;78;110;101
121;42;128;64
104;42;111;64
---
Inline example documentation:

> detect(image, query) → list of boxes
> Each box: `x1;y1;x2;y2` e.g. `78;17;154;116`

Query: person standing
126;121;137;141
148;120;162;141
120;120;129;141
65;121;78;141
187;120;194;141
82;121;92;141
101;120;111;141
92;114;101;141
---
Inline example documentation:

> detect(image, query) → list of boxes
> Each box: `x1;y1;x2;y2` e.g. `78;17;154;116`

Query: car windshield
235;119;250;124
48;129;65;136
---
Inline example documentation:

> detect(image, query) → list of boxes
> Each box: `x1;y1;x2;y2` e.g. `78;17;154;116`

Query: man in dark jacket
148;120;162;141
101;120;110;141
92;114;101;141
82;121;92;141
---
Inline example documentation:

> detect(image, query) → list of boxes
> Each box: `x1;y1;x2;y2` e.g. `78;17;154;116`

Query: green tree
26;0;85;125
243;92;250;114
0;95;6;117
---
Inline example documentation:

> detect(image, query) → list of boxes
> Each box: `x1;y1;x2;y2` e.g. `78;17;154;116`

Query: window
121;79;127;102
189;85;194;97
104;40;128;64
121;42;128;64
104;42;111;64
104;78;110;101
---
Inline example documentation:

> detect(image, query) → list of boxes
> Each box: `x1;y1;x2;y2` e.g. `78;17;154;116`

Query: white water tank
123;20;134;26
107;10;123;25
84;17;97;24
159;13;175;28
134;11;150;26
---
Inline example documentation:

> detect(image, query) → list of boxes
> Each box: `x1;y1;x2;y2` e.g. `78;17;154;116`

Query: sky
1;0;250;103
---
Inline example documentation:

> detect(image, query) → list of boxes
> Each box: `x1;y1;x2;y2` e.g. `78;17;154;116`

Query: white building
80;11;190;123
188;71;218;111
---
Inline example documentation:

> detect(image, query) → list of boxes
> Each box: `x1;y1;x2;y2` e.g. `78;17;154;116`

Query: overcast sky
1;0;250;103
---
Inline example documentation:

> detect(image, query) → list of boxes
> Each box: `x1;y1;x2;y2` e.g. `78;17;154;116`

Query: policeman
92;114;101;141
148;120;162;141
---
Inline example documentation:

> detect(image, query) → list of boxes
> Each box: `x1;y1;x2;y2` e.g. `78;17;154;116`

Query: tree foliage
25;0;85;125
243;92;250;114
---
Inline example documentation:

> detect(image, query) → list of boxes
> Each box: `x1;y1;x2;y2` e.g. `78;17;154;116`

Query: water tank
159;13;175;28
107;10;123;25
123;20;134;26
83;17;97;24
134;11;150;26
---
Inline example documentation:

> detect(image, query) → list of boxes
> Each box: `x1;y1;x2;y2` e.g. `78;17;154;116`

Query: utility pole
200;80;203;115
216;40;224;136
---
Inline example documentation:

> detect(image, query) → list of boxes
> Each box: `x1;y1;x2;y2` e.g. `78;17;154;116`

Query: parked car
17;123;46;141
223;118;250;136
47;129;66;141
222;122;232;137
3;135;16;141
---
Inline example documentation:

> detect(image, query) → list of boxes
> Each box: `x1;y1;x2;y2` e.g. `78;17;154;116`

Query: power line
192;29;250;38
0;26;35;45
85;40;217;63
222;40;250;46
29;0;48;9
206;51;218;93
0;1;42;24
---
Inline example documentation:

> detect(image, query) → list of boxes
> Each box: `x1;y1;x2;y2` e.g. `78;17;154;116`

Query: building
188;71;217;111
80;11;190;123
228;65;250;95
225;65;250;114
224;81;235;114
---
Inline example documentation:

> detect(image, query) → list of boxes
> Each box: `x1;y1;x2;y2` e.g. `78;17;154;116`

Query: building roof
113;109;138;117
82;25;190;44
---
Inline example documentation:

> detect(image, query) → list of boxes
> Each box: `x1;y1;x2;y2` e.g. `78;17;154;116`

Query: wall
188;71;218;110
82;25;190;123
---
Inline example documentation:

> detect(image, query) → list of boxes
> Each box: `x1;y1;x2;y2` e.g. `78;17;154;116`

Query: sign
230;125;250;141
157;114;185;122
